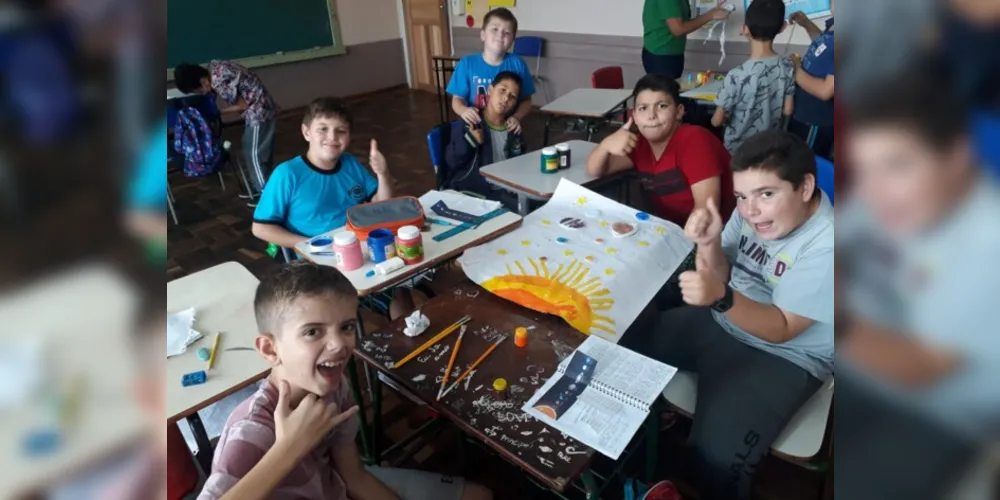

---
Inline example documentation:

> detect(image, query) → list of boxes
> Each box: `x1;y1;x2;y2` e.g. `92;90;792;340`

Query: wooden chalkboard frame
165;0;346;81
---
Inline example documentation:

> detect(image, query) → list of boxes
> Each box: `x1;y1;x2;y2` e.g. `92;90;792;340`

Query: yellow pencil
437;325;467;400
207;332;222;371
393;315;471;370
440;335;507;399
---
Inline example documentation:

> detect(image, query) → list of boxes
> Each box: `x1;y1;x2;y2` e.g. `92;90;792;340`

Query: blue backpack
173;106;222;177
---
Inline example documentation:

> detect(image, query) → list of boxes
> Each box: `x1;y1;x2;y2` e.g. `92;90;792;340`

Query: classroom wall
450;0;831;105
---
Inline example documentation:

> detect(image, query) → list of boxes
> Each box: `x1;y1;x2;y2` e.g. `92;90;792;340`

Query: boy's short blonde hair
482;7;518;34
254;262;358;335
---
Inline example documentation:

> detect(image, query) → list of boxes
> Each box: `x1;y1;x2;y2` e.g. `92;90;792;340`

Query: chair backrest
815;156;835;205
974;111;1000;180
427;121;457;188
512;36;544;74
592;66;624;90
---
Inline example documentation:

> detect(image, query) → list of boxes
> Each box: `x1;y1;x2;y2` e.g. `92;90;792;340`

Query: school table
167;261;269;472
479;140;630;215
353;282;660;500
0;264;146;498
294;208;523;297
539;88;633;146
431;55;462;125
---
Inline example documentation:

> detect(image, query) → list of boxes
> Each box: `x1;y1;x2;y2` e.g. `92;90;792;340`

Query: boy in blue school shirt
447;8;535;135
252;96;414;318
789;1;834;159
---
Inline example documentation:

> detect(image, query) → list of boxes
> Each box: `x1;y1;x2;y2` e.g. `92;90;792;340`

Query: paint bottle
555;143;571;170
514;327;528;348
493;378;508;401
333;231;364;271
367;228;397;264
540;147;559;174
308;235;333;254
396;225;425;264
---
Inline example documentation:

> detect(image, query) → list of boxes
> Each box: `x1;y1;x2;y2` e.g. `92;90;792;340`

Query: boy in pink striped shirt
198;262;492;500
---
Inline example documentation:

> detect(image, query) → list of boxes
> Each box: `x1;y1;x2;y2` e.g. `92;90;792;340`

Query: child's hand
369;139;389;176
273;380;359;460
710;1;733;20
460;106;481;126
505;116;522;135
468;125;484;145
679;253;725;306
602;118;638;156
684;197;723;245
789;11;809;25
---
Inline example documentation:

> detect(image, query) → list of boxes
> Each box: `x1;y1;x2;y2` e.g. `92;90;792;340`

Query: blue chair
512;36;548;102
974;111;1000;180
426;121;489;200
815;156;834;205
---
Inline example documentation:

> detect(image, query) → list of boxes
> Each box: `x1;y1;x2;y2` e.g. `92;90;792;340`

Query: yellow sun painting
480;257;617;336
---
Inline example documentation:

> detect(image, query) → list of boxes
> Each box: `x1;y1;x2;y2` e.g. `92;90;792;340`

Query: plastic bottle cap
515;327;528;338
333;231;357;246
398;225;420;240
555;143;570;152
493;378;507;391
541;147;557;155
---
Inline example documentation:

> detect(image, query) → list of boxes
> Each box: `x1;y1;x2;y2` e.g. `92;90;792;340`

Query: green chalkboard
167;0;343;71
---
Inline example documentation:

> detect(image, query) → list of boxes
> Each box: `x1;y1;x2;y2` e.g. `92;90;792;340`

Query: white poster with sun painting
458;179;693;342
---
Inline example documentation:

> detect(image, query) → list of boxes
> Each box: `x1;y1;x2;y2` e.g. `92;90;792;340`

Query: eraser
182;370;207;387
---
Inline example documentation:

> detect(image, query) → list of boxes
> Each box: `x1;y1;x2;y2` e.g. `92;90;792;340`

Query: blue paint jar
367;228;397;264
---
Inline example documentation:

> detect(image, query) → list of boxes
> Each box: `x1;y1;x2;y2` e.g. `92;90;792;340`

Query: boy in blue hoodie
444;71;526;200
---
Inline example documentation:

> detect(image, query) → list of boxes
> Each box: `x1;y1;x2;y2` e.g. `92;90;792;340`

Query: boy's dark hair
483;7;518;34
732;130;817;196
302;97;354;128
491;71;523;93
632;73;682;104
173;63;210;94
745;0;785;41
128;264;166;357
849;68;968;152
254;261;358;334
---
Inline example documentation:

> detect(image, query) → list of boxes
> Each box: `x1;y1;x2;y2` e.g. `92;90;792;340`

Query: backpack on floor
172;106;222;177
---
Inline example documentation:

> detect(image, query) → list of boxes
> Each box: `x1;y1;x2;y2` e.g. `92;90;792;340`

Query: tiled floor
167;88;829;499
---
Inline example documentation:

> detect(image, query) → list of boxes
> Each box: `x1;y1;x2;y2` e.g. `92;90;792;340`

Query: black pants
642;48;685;79
620;306;822;500
788;119;834;160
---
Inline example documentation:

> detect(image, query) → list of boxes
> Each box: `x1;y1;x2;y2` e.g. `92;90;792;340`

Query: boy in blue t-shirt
252;97;414;319
789;3;834;159
447;8;535;135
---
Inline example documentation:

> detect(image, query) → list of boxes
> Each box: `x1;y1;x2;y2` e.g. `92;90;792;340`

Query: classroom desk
479;140;629;215
432;56;462;125
295;207;523;297
166;262;269;471
355;282;648;499
0;264;145;498
539;88;633;146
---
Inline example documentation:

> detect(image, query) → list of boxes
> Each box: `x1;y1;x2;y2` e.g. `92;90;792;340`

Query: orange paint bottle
514;327;528;348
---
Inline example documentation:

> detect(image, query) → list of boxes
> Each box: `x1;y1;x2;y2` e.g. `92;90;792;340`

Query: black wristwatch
711;284;734;313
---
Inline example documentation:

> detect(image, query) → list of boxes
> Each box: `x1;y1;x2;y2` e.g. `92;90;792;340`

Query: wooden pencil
207;332;222;371
440;335;508;399
437;325;467;400
392;315;471;370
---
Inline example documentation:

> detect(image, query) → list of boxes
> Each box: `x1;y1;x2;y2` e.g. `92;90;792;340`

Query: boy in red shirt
587;74;734;226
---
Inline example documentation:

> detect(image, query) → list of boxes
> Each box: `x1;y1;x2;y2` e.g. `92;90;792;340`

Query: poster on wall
745;0;832;19
487;0;515;7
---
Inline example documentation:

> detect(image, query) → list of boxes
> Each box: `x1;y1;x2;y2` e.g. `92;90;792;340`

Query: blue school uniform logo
349;184;365;201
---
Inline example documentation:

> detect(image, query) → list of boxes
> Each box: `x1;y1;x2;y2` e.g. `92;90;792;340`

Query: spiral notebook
522;335;678;459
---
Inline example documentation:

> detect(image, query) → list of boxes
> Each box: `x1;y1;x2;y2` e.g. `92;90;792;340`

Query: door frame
400;0;453;93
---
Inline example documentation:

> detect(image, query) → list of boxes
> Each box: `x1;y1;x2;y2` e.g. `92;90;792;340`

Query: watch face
712;286;734;312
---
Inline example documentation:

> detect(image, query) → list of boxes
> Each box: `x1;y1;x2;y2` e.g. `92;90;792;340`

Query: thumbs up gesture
369;139;388;176
601;117;638;156
684;197;724;246
678;251;726;306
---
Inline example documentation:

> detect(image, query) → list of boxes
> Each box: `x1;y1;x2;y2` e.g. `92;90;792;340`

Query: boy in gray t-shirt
620;130;832;500
713;0;795;152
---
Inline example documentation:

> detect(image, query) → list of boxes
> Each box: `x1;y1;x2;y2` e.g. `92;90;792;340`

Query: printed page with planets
522;336;678;459
458;179;693;343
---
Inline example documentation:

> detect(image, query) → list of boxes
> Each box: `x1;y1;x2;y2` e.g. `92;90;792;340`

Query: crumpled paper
167;307;203;357
403;310;430;337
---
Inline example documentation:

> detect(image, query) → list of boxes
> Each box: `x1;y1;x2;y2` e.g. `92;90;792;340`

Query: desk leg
543;115;552;146
517;193;529;216
372;368;384;464
186;413;214;475
348;357;375;465
581;470;600;500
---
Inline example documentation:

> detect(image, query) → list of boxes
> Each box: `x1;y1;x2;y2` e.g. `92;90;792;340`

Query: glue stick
514;327;528;348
